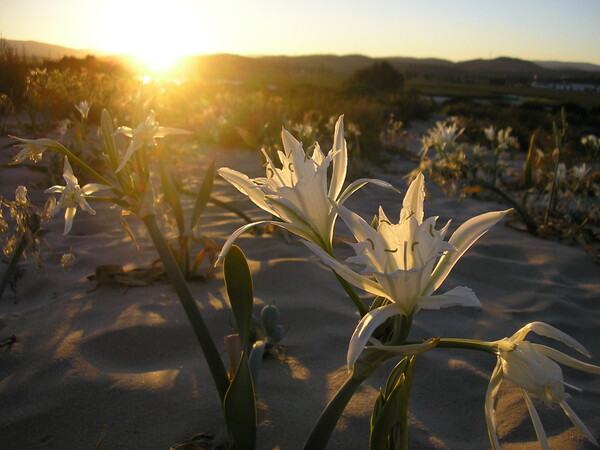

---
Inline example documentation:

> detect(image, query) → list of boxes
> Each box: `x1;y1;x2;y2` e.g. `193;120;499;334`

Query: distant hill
456;57;546;74
534;60;600;72
5;39;106;60
3;38;600;81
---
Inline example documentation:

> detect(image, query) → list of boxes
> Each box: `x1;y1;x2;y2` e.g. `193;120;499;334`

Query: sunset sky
1;0;599;69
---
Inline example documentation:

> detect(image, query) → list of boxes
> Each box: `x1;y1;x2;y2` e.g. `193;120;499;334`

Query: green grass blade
191;160;215;231
159;161;185;235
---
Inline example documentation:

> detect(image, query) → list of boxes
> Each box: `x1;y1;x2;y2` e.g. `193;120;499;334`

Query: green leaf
100;109;118;168
369;358;411;450
191;160;215;231
120;216;140;250
224;353;257;450
159;161;185;235
224;245;254;345
248;340;268;385
524;133;536;190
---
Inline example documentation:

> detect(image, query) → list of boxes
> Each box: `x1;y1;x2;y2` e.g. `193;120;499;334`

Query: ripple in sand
80;324;198;373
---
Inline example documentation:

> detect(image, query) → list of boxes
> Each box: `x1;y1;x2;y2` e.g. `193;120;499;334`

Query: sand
1;138;599;449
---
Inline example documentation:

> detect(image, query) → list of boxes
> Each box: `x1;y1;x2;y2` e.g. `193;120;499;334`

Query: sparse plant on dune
413;110;600;259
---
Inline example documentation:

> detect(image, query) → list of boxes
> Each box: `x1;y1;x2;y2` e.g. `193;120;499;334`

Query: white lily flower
304;173;509;367
113;110;192;172
484;125;496;142
486;322;600;449
45;157;109;235
216;115;397;262
75;101;92;120
8;136;58;164
421;120;464;156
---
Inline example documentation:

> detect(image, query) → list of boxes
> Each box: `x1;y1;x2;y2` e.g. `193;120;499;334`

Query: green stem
180;187;254;224
208;196;253;223
52;142;112;187
436;338;499;355
142;214;229;402
474;179;537;233
334;271;369;317
303;373;364;450
0;233;26;301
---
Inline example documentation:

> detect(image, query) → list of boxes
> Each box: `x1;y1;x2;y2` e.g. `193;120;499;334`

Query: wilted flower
113;110;192;172
304;173;509;367
8;136;57;164
15;186;28;204
61;252;76;269
217;116;396;261
45;157;108;235
486;322;600;449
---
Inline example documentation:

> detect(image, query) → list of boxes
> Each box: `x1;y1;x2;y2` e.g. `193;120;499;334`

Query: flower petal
82;183;110;195
510;322;591;357
45;185;65;194
416;286;481;310
79;197;96;215
531;344;600;374
62;157;78;186
218;167;277;216
302;240;389;299
328;115;347;200
153;126;192;138
560;401;600;447
347;302;405;368
400;172;425;223
337;178;399;205
485;361;504;450
428;209;510;292
63;207;77;235
216;220;314;265
113;126;133;138
522;389;550;450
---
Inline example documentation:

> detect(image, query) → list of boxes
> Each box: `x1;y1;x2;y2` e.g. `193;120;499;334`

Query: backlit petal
347;303;405;368
485;361;504;450
522;389;550;450
400;172;425;223
510;322;591;357
560;401;600;447
328;115;347;200
302;241;389;299
417;286;481;310
428;209;510;292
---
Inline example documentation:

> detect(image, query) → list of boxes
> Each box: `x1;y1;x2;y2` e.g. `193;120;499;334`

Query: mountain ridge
4;38;600;76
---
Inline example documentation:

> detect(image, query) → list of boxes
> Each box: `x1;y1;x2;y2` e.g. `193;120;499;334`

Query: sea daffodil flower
486;322;600;449
421;120;464;156
8;136;58;164
304;173;509;367
216;116;396;262
114;110;192;172
45;156;108;234
75;101;92;120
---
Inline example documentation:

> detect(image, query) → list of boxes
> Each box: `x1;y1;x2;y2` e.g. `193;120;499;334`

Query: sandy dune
1;141;599;449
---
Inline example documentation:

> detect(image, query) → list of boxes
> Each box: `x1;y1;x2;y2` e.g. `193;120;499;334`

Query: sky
1;0;599;69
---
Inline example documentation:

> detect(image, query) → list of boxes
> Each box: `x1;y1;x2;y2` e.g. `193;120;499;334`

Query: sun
96;0;211;73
